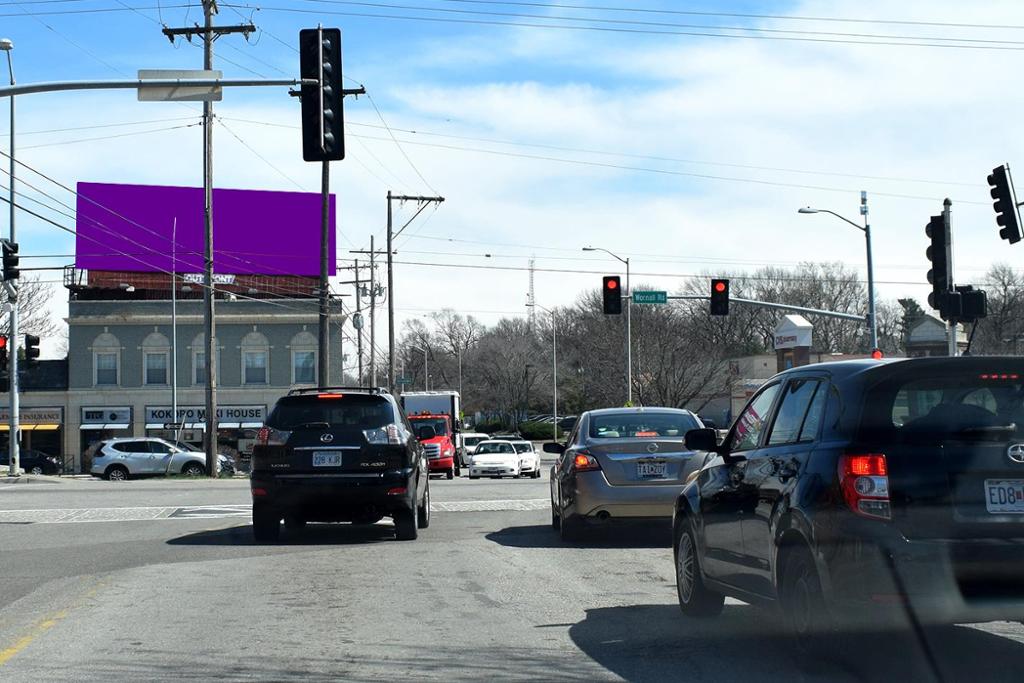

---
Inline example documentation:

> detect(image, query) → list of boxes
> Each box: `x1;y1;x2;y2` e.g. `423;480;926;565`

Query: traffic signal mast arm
667;294;868;323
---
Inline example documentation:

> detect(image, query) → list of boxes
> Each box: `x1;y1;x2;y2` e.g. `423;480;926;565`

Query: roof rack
286;386;391;396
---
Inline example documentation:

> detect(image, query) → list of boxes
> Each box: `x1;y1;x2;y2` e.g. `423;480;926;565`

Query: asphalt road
2;471;1024;682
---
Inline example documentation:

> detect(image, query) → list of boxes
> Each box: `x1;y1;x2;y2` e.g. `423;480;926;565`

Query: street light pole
797;193;878;351
1;38;18;477
583;246;632;405
409;344;428;391
527;302;558;443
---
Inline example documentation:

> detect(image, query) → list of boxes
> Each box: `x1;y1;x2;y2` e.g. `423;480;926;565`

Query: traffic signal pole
4;42;17;477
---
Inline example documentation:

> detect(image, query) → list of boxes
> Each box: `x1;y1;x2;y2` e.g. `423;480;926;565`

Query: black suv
250;387;430;542
674;357;1024;637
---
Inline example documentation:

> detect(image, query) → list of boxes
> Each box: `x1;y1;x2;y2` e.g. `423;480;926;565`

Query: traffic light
601;276;622;315
299;27;345;162
988;164;1022;245
0;335;7;373
958;285;988;323
710;278;730;316
24;334;39;366
925;214;952;316
2;239;18;282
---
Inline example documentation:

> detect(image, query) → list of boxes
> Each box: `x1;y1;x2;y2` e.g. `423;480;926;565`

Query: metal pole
551;309;558;444
4;44;17;476
387;191;395;392
354;259;364;385
318;159;330;387
171;218;178;445
625;257;632;406
944;198;957;357
423;347;428;391
369;236;377;387
201;0;218;477
457;344;462;398
862;192;878;351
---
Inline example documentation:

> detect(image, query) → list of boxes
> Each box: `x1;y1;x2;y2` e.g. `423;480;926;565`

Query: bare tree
1;276;63;343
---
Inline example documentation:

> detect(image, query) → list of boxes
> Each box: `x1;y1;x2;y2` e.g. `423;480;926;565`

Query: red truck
402;391;462;480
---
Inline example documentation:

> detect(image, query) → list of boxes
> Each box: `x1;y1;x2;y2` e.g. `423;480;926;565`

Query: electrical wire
0;115;199;137
19;122;201;150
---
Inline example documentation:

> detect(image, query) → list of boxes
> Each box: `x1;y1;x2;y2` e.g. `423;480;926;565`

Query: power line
20;122;201;150
0;115;199;137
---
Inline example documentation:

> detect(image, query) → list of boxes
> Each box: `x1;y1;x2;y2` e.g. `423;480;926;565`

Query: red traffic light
714;281;726;293
605;279;618;290
871;349;883;360
0;335;6;350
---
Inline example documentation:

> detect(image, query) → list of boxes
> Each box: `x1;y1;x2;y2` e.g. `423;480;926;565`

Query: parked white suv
90;438;231;481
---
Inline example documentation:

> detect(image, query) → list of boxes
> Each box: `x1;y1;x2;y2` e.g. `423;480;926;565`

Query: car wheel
675;524;724;618
446;468;454;480
29;466;44;475
252;506;280;543
417;483;431;529
395;509;418;541
182;462;205;477
780;548;830;645
469;475;479;480
533;469;541;479
105;465;129;482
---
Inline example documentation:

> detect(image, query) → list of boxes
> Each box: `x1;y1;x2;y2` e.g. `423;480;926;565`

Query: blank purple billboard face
75;182;336;276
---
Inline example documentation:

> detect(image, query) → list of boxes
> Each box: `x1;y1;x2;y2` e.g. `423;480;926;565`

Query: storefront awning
80;423;130;431
241;422;263;429
0;423;61;431
219;422;241;429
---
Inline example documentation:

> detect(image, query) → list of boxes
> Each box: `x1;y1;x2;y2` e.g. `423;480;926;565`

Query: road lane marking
0;610;68;666
0;499;550;524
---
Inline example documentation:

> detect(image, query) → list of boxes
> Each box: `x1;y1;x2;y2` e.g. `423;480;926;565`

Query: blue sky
3;0;1024;360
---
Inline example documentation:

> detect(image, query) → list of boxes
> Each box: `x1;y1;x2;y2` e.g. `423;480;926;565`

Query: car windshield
266;395;393;430
589;413;700;439
475;443;512;454
409;418;448;436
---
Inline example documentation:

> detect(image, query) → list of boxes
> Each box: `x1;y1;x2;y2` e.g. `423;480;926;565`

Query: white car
468;440;521;479
90;437;232;481
511;440;542;479
459;432;490;466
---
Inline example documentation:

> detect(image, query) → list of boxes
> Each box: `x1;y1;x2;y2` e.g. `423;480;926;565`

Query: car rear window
476;442;513;454
589;412;699;439
266;395;394;430
864;371;1024;439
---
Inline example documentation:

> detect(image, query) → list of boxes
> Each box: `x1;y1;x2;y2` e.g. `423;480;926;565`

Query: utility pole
162;2;255;477
2;38;18;476
318;159;330;387
351;237;392;388
354;259;363;384
386;193;444;392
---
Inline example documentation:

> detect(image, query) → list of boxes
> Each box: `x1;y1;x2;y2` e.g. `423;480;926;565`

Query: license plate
312;451;343;467
637;462;667;478
985;479;1024;514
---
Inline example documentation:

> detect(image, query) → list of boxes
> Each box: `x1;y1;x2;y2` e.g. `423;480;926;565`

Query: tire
417;483;431;529
182;462;205;477
252;506;280;543
675;524;725;617
469;475;479;480
533;469;541;479
29;466;44;475
395;509;418;541
446;468;454;480
780;547;831;647
105;465;129;482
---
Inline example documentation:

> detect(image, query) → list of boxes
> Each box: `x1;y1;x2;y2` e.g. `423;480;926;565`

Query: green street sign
633;290;668;304
396;377;414;385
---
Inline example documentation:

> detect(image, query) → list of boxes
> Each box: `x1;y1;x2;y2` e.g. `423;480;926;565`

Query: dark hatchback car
674;357;1024;637
0;449;61;475
250;387;430;542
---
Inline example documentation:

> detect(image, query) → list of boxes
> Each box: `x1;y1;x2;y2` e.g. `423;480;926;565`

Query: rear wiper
289;421;330;430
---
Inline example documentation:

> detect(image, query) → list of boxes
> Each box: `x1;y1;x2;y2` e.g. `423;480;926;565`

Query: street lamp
583;246;631;405
408;343;428;391
798;192;878;352
1;38;18;477
527;302;558;443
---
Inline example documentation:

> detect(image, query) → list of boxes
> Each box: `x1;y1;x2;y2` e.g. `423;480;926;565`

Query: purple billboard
75;182;336;276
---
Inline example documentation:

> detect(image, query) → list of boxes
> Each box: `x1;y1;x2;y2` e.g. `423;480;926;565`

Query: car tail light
257;426;291;446
364;423;403;446
251;487;268;497
317;393;345;399
387;487;407;496
573;450;601;472
839;453;890;520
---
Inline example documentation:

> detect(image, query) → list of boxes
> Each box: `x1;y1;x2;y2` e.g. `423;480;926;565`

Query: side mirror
685;428;720;453
543;442;565;454
418;426;437;440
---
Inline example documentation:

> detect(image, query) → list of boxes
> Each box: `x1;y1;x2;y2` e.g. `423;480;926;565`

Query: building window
292;350;316;385
244;350;268;385
144;351;168;385
194;350;206;385
95;352;118;386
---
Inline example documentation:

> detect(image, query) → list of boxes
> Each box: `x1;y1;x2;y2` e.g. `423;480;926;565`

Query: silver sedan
547;407;706;541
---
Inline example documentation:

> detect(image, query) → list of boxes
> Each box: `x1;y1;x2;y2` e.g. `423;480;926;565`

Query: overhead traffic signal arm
989;164;1023;245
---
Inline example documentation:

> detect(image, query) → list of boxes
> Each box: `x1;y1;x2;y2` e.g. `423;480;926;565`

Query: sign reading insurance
74;182;336;276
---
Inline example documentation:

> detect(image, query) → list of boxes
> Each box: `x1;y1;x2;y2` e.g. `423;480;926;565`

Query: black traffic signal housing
957;285;988;324
0;335;7;374
602;276;622;315
24;334;39;366
925;214;953;317
300;27;345;162
2;239;18;282
710;278;730;316
988;164;1022;245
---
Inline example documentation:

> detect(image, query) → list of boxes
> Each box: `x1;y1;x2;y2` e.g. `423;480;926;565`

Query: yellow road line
0;609;68;666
